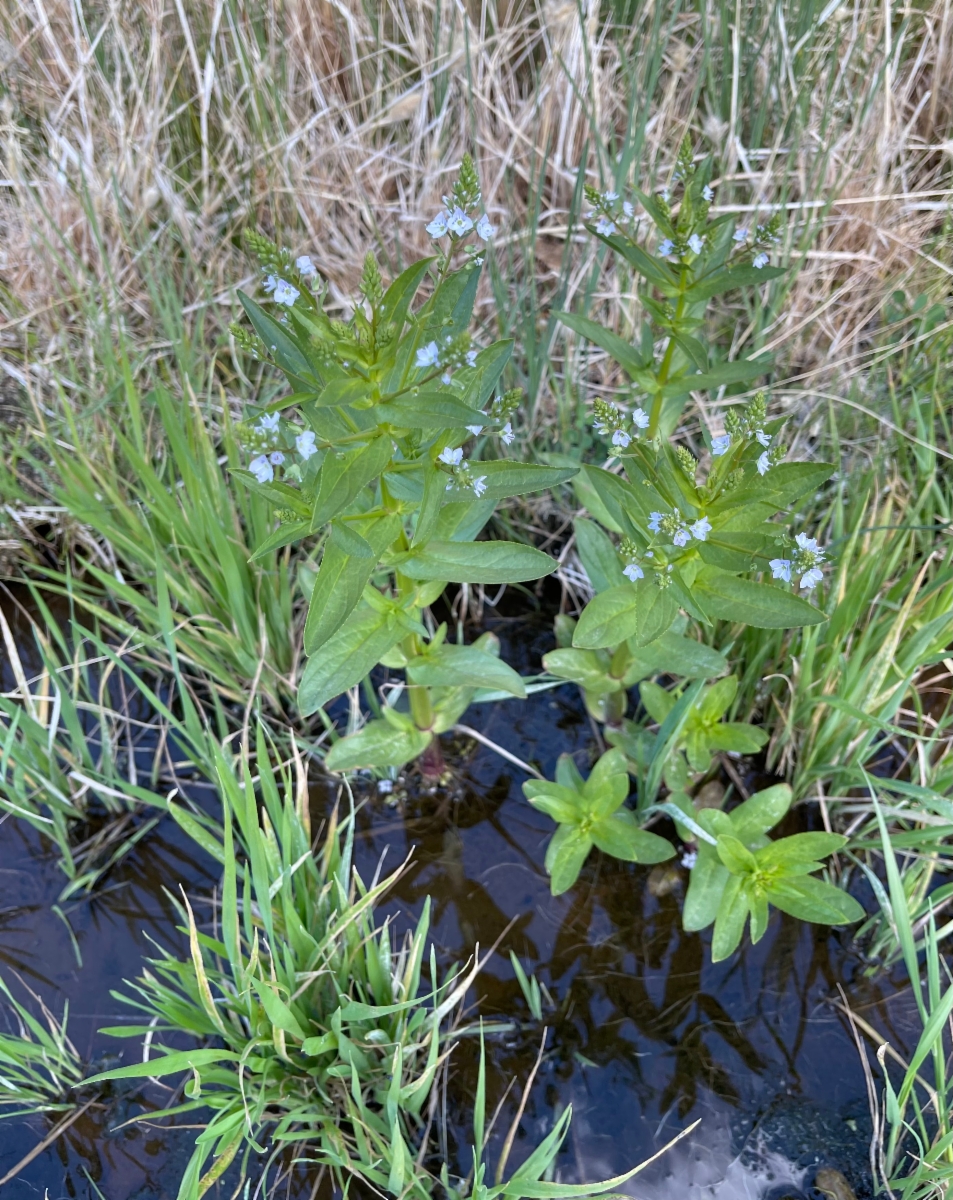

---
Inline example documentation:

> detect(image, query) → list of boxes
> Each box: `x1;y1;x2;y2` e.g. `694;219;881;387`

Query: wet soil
0;601;923;1198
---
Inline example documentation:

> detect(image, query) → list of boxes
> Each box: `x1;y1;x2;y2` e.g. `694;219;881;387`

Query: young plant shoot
232;155;576;775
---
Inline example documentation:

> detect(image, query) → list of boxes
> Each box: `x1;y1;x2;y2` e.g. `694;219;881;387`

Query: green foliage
674;784;863;962
523;749;674;895
0;974;85;1119
232;159;575;770
86;731;641;1199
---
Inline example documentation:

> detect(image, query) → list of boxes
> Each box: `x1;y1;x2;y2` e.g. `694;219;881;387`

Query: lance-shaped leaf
556;311;652;381
311;437;393;531
406;644;526;697
694;574;827;628
572;580;678;649
298;607;403;714
395;540;557;584
238;291;319;384
325;720;432;772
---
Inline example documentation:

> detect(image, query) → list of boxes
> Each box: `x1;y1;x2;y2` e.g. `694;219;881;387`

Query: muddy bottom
0;607;919;1198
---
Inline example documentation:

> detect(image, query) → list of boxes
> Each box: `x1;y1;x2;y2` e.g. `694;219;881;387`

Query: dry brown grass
0;0;950;434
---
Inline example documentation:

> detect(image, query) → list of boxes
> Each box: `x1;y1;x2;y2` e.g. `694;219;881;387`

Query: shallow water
0;599;920;1198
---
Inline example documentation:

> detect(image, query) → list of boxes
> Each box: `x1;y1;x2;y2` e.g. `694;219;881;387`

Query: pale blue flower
295;255;316;275
711;434;732;456
426;211;449;238
753;252;769;269
249;455;274;483
800;567;823;590
648;511;664;533
632;408;649;430
795;533;820;553
595;216;617;236
471;475;488;498
733;227;749;242
757;451;771;475
602;191;619;203
269;451;285;465
257;412;280;434
476;214;495;240
466;424;484;436
672;527;691;547
438;447;463;466
466;349;478;367
623;562;644;582
500;422;515;445
688;233;704;255
296;430;317;460
416;341;439;368
770;558;792;583
690;517;712;541
623;201;634;218
681;850;698;869
447;207;474;236
611;428;631;448
274;279;299;306
658;238;674;257
756;429;771;447
702;184;714;202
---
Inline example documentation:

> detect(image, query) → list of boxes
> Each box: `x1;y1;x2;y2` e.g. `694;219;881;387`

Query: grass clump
86;731;654;1198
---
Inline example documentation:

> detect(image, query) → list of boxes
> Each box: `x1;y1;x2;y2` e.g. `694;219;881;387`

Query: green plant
671;783;863;962
232;156;575;774
523;748;675;894
86;730;662;1199
615;674;768;791
862;794;953;1200
0;973;84;1119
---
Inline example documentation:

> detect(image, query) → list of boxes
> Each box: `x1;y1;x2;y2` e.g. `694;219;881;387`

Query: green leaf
589;812;675;864
639;680;676;725
716;834;758;875
396;540;557;584
249;520;311;562
251;980;308;1040
695;574;827;628
545;826;593;896
711;462;835;515
324;720;432;771
728;784;792;842
574;518;625;592
542;648;617;695
457;461;578;502
698;675;738;722
572;581;677;650
756;832;847;869
299;607;403;714
238;291;317;383
407;644;526;697
706;723;769;753
711;874;748;961
381;258;434;328
311;437;393;530
522;781;582;825
661;358;767;401
622;632;728;684
768;875;865;925
682;844;729;932
84;1047;240;1084
376;392;487;430
684;264;787;302
582;748;629;813
313;377;376;408
304;515;400;654
556;311;650;379
592;228;678;288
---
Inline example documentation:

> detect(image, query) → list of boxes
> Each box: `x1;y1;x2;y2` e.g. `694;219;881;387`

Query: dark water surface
0;602;918;1198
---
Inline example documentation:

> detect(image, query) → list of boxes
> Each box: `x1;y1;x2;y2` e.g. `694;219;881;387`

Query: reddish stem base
416;736;446;781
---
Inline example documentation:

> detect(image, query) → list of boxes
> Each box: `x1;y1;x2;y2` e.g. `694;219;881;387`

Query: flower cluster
463;387;521;444
648;509;711;548
415;333;478;376
425;153;495;248
712;392;786;473
437;447;487;498
770;534;826;591
241;412;321;482
583;187;637;238
592;399;649;449
618;536;645;582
